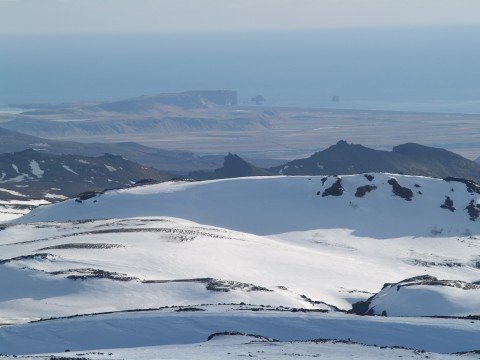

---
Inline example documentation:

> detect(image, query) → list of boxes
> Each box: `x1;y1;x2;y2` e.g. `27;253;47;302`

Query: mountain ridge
0;148;170;200
270;140;480;182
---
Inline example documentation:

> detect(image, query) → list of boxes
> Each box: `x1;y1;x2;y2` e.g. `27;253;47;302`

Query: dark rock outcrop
355;184;377;198
440;196;455;212
190;153;273;180
322;178;344;197
465;200;480;221
387;178;413;201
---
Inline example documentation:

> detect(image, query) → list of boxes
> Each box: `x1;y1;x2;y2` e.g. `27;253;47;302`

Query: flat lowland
2;104;480;160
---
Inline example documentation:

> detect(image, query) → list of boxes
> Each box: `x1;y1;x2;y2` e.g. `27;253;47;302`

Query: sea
1;26;479;114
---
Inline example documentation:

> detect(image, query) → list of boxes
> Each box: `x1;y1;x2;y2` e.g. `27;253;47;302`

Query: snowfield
1;174;480;358
0;309;479;355
17;174;480;238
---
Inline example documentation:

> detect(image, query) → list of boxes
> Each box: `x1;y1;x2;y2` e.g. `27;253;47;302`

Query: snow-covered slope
12;336;477;360
0;309;479;355
1;174;480;357
0;198;50;222
17;174;480;238
357;275;480;317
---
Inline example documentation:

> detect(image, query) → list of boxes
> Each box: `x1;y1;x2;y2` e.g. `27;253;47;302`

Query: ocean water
1;27;479;114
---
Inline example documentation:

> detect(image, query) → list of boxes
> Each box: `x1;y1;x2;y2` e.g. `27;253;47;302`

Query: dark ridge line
0;227;230;247
26;303;328;325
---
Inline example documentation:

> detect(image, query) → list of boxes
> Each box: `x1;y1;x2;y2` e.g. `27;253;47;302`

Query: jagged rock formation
189;153;272;180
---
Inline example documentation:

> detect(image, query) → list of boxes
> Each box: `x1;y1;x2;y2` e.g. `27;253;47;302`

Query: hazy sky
1;0;480;34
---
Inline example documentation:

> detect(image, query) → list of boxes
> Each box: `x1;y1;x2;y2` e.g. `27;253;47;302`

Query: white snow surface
0;199;49;222
0;310;479;355
2;174;480;357
367;276;480;317
61;163;78;175
16;174;480;238
105;164;117;172
0;187;27;197
18;338;475;360
28;160;44;178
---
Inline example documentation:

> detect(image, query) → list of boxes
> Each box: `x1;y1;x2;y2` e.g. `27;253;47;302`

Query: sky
1;0;479;112
1;0;480;34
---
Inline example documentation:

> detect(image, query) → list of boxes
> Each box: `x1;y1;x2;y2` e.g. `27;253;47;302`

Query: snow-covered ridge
2;174;480;357
354;275;480;317
17;174;480;238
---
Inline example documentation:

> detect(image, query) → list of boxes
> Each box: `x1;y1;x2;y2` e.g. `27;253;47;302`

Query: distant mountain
0;91;274;139
0;126;223;173
92;90;238;113
1;115;272;139
190;153;273;180
11;90;238;115
271;140;480;182
0;149;170;200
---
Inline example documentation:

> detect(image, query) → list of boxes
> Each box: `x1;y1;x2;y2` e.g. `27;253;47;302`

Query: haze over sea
1;26;479;114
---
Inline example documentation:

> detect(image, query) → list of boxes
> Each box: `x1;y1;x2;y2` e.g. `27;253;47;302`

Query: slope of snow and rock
2;174;480;357
18;173;480;238
0;198;50;222
0;309;479;355
0;149;170;200
11;337;478;360
353;275;480;317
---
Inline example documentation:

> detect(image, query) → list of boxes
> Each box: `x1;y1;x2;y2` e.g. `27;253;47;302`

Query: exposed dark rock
440;196;456;212
207;331;277;342
142;278;271;293
355;184;377;198
38;243;124;250
298;294;342;312
465;200;480;221
0;253;56;265
322;178;344;197
387;178;413;201
50;268;138;281
175;307;205;312
133;178;161;187
351;300;373;315
190;153;272;180
444;177;480;194
364;174;374;181
411;259;464;267
76;191;103;201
